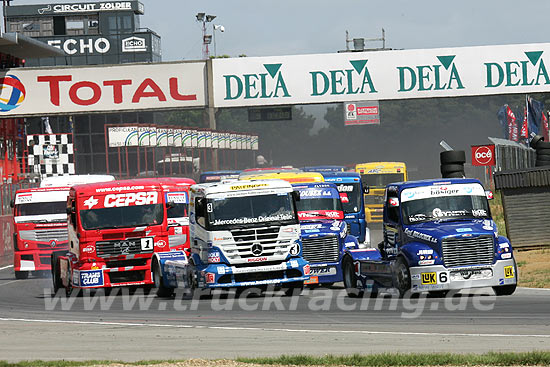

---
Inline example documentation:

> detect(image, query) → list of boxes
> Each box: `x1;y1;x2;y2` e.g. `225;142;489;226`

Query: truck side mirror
292;190;301;202
10;199;14;208
166;201;175;209
363;186;370;194
485;190;494;200
66;207;74;214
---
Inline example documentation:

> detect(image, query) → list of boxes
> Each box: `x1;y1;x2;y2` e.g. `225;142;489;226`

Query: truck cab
53;179;169;292
342;178;517;297
292;182;361;286
199;171;240;183
159;177;195;254
321;172;369;245
153;179;310;296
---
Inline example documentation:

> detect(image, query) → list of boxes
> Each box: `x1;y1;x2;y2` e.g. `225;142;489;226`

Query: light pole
196;12;216;59
213;24;225;57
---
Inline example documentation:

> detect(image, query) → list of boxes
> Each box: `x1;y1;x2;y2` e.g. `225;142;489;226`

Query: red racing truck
52;179;169;293
12;187;71;279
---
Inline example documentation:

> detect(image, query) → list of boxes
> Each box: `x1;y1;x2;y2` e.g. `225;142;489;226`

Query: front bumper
304;262;342;285
200;257;310;288
409;259;517;293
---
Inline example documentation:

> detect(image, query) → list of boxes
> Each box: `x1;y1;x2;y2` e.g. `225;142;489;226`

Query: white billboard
107;126;138;147
0;61;206;117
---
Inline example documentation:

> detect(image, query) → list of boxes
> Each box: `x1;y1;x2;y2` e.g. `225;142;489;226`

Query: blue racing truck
293;182;367;286
342;178;517;297
151;179;310;297
322;171;369;246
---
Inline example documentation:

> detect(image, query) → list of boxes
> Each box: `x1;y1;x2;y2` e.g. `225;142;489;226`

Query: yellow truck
355;162;407;223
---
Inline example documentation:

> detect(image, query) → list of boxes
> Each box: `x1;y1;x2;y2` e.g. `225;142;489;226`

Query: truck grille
19;228;68;242
442;235;495;268
302;235;339;263
96;238;153;258
227;226;290;260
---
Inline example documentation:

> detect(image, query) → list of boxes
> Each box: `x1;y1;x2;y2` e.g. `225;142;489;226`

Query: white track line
0;280;18;287
0;265;13;271
0;317;549;338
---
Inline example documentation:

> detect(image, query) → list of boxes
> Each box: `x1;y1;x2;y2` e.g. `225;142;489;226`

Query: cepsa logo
36;75;197;107
104;191;158;207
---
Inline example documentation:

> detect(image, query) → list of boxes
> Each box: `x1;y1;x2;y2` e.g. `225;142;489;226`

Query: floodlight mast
196;12;216;59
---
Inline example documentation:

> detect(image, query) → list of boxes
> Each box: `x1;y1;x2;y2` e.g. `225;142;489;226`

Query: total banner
0;61;206;117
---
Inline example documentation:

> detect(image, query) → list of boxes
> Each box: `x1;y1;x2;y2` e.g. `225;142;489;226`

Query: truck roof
302;165;345;172
71;178;164;195
391;178;483;191
192;179;293;195
40;174;115;188
291;182;338;190
158;177;196;189
16;186;70;194
322;172;361;182
242;171;324;183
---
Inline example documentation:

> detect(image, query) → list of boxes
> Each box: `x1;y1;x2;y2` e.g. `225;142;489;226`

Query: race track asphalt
0;263;549;362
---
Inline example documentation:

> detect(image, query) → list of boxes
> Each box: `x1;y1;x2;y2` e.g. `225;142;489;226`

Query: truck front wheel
153;261;174;298
493;284;517;296
51;252;63;294
394;257;411;298
14;271;29;280
343;256;363;298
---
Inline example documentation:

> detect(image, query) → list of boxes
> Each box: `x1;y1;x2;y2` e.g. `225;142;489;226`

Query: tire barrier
530;135;550;167
440;150;466;178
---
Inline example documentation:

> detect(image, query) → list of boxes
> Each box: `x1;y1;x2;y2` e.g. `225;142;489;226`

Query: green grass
238;351;550;366
0;361;174;367
490;190;506;235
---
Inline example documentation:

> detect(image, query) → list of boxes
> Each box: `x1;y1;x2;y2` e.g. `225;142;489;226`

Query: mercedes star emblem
251;243;263;256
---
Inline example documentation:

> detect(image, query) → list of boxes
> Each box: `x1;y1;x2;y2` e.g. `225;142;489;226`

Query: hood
404;219;497;244
300;220;345;238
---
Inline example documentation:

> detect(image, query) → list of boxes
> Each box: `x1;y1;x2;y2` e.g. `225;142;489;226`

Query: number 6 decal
439;272;448;283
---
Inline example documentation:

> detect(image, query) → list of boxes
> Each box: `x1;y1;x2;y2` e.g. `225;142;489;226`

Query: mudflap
156;251;189;289
344;248;393;291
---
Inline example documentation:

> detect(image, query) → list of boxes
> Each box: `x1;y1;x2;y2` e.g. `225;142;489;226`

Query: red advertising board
471;145;495;166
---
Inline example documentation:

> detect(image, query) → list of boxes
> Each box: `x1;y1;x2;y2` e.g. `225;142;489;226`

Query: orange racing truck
52;179;169;293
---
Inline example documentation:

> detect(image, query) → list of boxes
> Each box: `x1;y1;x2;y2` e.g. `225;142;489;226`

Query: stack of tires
440;150;466;178
530;135;550;167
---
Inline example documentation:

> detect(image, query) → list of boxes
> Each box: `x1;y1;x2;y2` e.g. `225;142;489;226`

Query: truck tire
492;284;517;296
342;256;364;298
529;135;544;149
535;154;550;161
536;160;550;167
440;150;466;165
14;271;29;280
442;171;465;178
394;257;411;298
536;148;550;155
153;261;173;298
536;141;550;149
282;281;304;296
440;164;464;174
51;252;63;294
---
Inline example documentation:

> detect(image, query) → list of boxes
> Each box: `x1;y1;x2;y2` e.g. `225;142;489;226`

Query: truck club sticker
298;210;343;220
82;191;159;209
166;192;188;203
298;188;340;199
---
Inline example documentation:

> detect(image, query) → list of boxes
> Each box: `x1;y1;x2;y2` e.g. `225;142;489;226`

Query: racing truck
52;179;169;293
151;179;310;297
342;178;517;297
292;182;365;286
322;171;369;245
160;177;195;254
12;175;115;279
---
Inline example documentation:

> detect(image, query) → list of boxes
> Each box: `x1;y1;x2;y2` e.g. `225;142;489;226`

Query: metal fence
489;137;536;172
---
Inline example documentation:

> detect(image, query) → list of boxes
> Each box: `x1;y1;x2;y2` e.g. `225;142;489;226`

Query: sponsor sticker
421;272;437;285
304;276;319;284
79;269;104;287
141;237;154;251
206;272;215;284
504;266;514;278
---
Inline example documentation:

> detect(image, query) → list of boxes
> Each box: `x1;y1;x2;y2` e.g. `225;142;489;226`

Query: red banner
471;145;496;166
542;112;549;142
520;107;529;138
505;106;518;141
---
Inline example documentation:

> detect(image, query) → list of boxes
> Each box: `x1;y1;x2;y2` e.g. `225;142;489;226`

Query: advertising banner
156;128;168;147
344;101;380;126
107;126;138;147
191;130;198;148
251;135;259;151
471;145;496;166
211;132;219;149
182;129;192;148
0;61;206;117
212;43;550;107
173;129;183;147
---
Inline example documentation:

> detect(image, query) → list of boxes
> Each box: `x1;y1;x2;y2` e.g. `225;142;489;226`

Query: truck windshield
295;187;344;220
15;201;67;217
80;204;164;230
361;173;404;188
207;193;297;229
167;203;188;219
334;182;362;213
401;195;490;225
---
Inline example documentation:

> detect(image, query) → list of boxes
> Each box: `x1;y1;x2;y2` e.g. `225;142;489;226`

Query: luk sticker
421;272;437;285
504;266;515;278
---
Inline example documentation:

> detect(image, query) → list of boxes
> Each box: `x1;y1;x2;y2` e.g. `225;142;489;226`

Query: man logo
251;243;263;256
0;75;26;112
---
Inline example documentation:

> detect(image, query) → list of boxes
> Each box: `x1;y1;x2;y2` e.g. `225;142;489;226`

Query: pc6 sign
471;145;495;166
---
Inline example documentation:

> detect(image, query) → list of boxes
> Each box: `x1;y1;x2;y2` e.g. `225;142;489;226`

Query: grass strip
237;351;550;366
